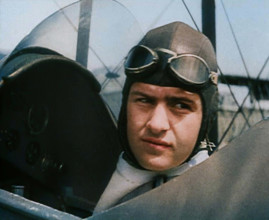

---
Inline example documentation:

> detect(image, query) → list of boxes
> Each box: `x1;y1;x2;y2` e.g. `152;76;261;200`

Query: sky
216;1;269;78
0;0;77;53
0;0;268;80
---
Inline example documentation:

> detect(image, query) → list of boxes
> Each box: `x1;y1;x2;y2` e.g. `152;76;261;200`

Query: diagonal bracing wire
218;66;250;127
237;56;269;135
182;0;200;31
220;0;264;119
147;0;176;31
100;0;147;90
218;55;269;145
220;0;251;78
52;0;79;32
218;0;269;144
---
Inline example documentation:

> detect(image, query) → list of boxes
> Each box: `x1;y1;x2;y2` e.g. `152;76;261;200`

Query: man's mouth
141;137;171;148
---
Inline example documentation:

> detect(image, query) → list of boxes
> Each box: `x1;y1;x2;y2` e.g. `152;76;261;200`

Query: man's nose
146;104;170;134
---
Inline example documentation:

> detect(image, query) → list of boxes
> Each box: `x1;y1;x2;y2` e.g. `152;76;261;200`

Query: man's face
127;82;202;171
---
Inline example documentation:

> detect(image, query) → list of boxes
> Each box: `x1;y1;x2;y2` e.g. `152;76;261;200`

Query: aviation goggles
124;45;218;87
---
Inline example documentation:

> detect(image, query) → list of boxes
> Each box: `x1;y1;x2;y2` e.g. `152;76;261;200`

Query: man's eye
137;98;150;103
174;103;190;109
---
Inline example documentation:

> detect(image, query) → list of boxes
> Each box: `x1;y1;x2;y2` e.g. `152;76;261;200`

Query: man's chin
139;158;173;171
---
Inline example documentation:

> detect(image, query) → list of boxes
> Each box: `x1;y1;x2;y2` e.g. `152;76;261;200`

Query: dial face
27;104;49;135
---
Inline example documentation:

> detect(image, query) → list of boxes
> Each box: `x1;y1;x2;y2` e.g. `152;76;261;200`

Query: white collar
94;150;209;214
117;150;209;182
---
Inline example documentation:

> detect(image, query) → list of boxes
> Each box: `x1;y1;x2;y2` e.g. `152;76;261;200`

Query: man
94;21;218;214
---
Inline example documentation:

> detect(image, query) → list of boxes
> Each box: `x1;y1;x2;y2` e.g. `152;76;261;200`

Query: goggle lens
169;55;210;84
125;46;155;69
